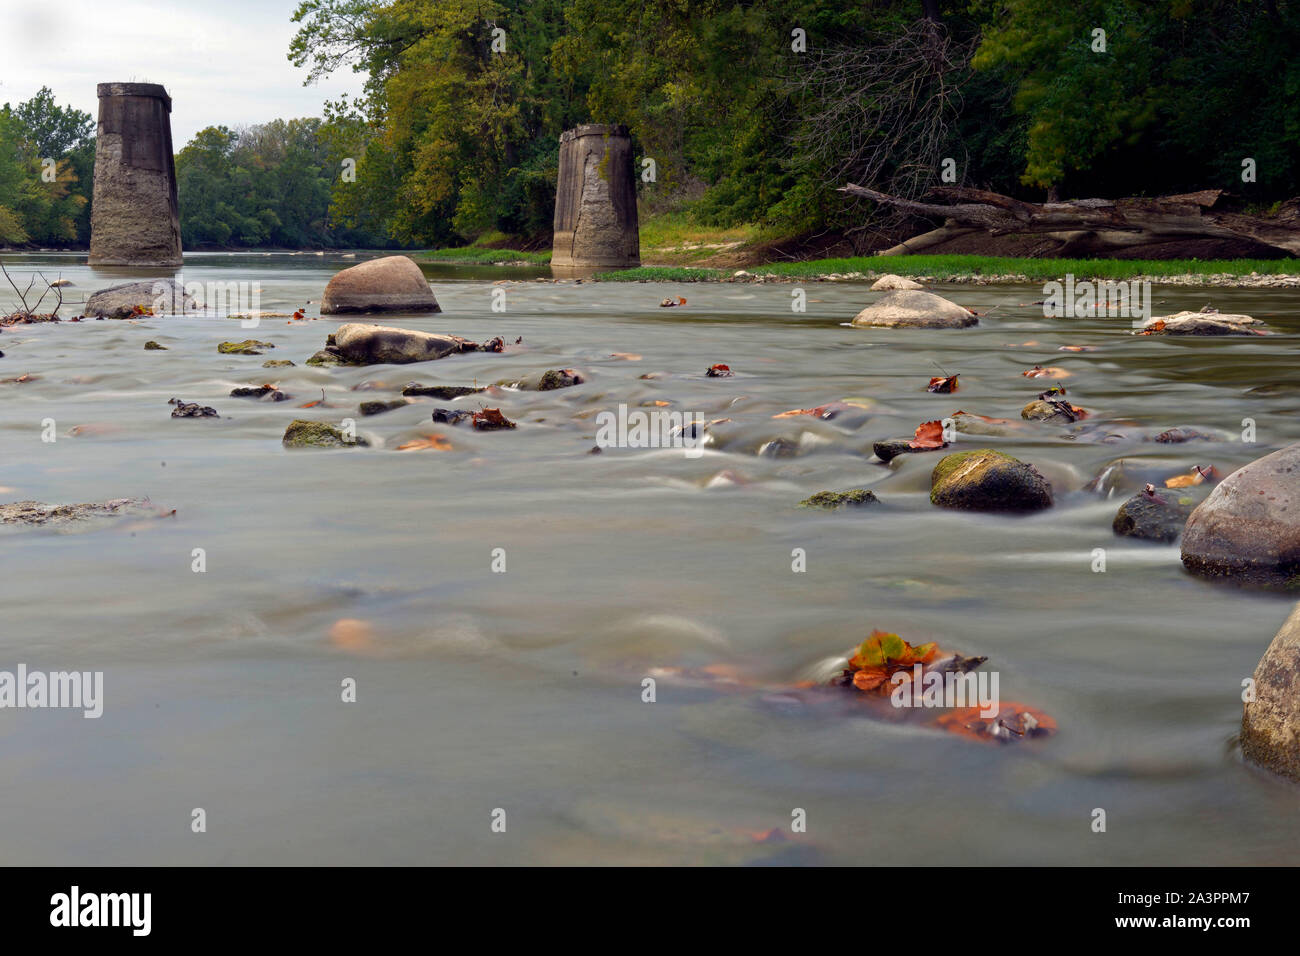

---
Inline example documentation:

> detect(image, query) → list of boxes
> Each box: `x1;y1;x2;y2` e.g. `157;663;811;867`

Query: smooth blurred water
1;251;1299;865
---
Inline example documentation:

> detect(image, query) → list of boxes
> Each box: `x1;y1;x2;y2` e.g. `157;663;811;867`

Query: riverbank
592;255;1300;286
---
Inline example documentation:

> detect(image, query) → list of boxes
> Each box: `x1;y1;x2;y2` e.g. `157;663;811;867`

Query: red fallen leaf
298;389;329;409
908;420;947;449
1058;345;1097;352
706;363;733;377
927;374;959;393
472;407;516;430
1137;319;1167;336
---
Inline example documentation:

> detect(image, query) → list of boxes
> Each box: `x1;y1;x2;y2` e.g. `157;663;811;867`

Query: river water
1;251;1298;865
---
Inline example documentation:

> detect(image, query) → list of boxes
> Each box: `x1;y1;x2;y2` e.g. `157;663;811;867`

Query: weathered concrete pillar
551;124;639;275
88;82;182;268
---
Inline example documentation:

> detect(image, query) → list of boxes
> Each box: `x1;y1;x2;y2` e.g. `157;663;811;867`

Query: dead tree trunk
840;184;1300;257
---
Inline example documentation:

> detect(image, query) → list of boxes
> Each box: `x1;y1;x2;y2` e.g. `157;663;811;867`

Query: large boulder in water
1241;603;1300;780
318;323;468;366
930;449;1053;512
1181;443;1300;588
320;255;440;315
85;279;195;318
852;290;976;329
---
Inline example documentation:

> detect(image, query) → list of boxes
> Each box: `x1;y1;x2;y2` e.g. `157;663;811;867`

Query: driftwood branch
840;184;1300;256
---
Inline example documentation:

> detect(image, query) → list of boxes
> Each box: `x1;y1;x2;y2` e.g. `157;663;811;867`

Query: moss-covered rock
799;489;879;510
263;359;295;368
143;340;166;350
218;339;274;355
537;368;585;390
305;349;344;367
930;449;1053;512
282;419;368;448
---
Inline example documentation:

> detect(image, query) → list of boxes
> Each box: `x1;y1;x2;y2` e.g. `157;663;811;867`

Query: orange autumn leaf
1023;365;1071;379
397;434;453;451
848;630;939;671
1165;464;1221;488
927;374;959;393
1138;319;1167;336
1058;345;1097;352
909;420;947;449
329;618;375;653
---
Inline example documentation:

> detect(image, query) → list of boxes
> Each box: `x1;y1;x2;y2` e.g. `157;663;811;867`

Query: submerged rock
319;323;468;366
1135;310;1269;335
759;437;798;458
1021;399;1084;424
359;399;408;416
231;384;290;402
930;449;1053;512
1181;443;1300;588
799;489;879;510
869;274;925;291
1113;490;1194;542
402;383;485;399
218;339;274;355
263;359;295;368
168;399;218;418
143;340;166;350
1;497;161;528
873;438;946;463
282;419;368;448
851;290;977;329
320;255;441;315
432;408;473;425
85;279;194;318
1241;603;1300;781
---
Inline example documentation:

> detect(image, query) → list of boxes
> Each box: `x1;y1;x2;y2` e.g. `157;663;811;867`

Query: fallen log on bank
841;184;1300;258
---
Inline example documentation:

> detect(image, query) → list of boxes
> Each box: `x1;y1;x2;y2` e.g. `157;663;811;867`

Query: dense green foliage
0;88;94;246
4;2;1297;250
283;0;1300;249
174;119;391;248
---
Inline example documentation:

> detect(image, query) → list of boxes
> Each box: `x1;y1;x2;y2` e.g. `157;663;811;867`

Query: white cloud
0;0;368;145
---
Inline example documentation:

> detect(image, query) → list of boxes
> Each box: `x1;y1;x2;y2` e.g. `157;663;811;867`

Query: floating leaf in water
396;434;452;451
1022;365;1070;379
927;374;959;393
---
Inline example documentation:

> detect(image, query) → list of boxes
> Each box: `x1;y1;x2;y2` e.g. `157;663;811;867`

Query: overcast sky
0;0;368;146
